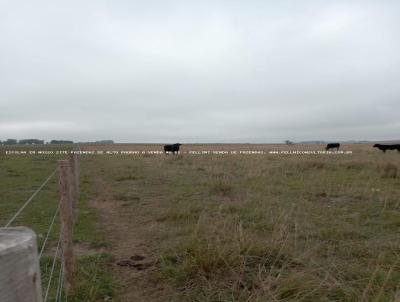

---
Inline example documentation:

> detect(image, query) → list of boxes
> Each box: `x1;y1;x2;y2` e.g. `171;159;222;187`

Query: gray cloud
1;0;399;142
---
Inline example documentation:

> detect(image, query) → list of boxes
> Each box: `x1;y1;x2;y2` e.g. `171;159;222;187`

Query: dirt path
89;175;172;302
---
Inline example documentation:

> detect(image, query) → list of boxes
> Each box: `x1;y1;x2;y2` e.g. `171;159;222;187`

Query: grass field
1;143;400;301
0;145;115;301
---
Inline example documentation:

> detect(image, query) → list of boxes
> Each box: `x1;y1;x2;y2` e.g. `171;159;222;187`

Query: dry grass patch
381;163;398;179
65;145;400;301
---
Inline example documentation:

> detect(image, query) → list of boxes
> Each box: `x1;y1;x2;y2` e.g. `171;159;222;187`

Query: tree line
0;139;73;145
0;139;114;145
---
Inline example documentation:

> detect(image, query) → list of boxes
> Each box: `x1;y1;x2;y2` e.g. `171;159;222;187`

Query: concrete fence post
0;227;42;302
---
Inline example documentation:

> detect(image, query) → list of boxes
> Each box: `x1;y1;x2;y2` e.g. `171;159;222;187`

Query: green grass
91;149;400;301
2;145;400;301
0;145;116;301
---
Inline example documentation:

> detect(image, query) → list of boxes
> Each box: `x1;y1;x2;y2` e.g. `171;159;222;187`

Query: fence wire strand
39;202;61;259
43;231;62;302
55;255;64;302
5;168;57;227
58;276;65;302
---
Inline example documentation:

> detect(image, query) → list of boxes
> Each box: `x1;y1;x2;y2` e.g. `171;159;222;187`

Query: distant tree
18;139;44;145
50;140;74;144
4;139;18;145
285;140;294;145
95;140;114;144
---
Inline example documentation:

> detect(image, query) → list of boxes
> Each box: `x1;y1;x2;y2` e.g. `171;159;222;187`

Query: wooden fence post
0;227;43;302
75;153;80;197
58;160;75;296
68;153;79;223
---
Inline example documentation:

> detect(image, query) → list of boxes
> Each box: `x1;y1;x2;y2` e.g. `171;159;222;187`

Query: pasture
1;144;400;301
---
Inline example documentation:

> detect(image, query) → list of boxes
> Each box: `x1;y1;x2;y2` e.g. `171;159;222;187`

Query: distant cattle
164;143;182;155
373;144;400;153
326;143;340;151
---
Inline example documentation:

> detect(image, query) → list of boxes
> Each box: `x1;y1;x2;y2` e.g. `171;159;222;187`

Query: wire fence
1;153;80;302
4;168;58;228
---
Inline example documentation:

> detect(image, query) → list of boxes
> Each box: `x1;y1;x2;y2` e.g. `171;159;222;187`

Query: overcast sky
1;0;399;143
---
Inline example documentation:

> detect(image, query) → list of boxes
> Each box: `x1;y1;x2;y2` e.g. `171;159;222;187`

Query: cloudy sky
1;0;399;143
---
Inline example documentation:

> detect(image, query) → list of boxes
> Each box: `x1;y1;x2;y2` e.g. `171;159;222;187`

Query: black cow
164;143;182;155
373;144;400;153
326;143;340;151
